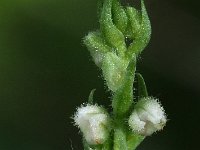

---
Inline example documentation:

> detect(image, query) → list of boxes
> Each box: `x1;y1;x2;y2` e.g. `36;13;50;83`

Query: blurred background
0;0;199;149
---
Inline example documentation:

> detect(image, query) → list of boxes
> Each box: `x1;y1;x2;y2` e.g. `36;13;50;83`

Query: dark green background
0;0;199;149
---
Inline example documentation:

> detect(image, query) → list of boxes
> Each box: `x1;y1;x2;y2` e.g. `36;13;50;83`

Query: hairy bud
128;97;167;136
73;104;111;145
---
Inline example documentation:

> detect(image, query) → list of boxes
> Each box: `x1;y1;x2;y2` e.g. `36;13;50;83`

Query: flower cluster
73;97;166;146
73;0;167;149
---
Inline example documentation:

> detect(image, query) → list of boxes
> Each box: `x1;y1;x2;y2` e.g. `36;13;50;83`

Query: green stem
127;133;145;150
112;58;136;150
113;124;127;150
112;56;136;118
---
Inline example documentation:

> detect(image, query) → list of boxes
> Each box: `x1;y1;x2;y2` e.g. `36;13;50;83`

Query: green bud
100;0;127;57
112;0;128;34
84;31;111;67
126;0;151;58
102;52;128;92
126;6;141;38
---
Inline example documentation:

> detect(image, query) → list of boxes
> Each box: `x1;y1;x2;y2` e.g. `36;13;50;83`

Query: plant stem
112;57;136;118
113;124;127;150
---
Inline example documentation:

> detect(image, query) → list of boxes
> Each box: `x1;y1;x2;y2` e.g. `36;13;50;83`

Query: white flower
128;97;167;136
73;104;110;145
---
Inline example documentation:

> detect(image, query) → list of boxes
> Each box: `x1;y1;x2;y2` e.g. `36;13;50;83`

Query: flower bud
73;104;110;145
84;31;111;67
128;97;167;136
112;0;128;34
126;0;151;59
102;52;128;92
100;0;126;57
